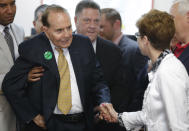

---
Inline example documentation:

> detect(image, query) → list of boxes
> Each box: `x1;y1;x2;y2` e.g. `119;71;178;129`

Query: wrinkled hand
94;103;114;122
28;66;44;82
33;114;46;129
102;103;118;123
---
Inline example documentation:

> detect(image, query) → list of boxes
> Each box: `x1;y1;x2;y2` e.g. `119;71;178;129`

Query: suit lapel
0;33;14;64
10;24;19;46
41;34;60;83
28;33;60;83
69;41;85;105
96;37;102;59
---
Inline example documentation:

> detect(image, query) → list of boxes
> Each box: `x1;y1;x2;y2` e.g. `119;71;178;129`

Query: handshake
95;103;119;123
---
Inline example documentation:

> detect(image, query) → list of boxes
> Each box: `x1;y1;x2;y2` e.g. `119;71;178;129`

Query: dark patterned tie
4;26;15;61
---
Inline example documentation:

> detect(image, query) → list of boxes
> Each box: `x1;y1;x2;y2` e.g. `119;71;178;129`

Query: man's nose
89;21;97;28
100;27;103;32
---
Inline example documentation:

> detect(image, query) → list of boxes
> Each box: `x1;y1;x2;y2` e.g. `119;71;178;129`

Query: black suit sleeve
2;56;39;123
91;57;111;106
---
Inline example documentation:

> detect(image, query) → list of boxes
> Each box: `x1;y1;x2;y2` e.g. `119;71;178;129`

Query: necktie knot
55;47;63;54
4;26;9;32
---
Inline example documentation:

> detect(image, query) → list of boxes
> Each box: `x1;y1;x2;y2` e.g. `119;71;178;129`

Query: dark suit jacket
178;45;189;75
2;33;110;131
114;35;147;112
96;36;122;89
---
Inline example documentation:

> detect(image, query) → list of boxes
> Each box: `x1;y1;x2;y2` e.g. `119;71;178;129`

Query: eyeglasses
135;32;142;38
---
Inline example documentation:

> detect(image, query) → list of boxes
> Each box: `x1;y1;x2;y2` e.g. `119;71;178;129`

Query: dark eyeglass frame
135;32;142;38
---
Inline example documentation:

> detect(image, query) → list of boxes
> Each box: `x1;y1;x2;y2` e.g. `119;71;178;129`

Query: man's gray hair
34;4;48;21
173;0;189;15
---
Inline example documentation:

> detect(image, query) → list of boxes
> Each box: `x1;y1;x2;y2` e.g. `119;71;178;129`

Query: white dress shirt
0;24;19;59
121;54;189;131
92;40;97;53
50;41;83;114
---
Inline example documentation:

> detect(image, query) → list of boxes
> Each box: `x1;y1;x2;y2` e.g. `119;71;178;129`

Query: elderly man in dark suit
2;5;112;131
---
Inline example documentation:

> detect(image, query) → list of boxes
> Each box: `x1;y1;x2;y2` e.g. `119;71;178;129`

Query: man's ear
42;26;50;38
114;20;121;29
42;26;48;33
74;16;77;24
33;21;36;27
143;36;150;45
186;11;189;23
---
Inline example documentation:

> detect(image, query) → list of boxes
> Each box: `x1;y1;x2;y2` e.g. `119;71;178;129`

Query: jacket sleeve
91;58;111;106
2;56;39;123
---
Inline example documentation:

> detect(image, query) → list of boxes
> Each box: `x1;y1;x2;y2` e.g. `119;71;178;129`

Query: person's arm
91;55;112;120
28;66;44;82
91;57;111;105
158;63;189;130
2;56;39;123
103;102;145;130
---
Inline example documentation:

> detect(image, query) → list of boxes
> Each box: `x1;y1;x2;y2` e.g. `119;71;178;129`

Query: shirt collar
150;49;171;72
49;40;68;53
0;24;11;35
176;42;189;49
92;39;97;53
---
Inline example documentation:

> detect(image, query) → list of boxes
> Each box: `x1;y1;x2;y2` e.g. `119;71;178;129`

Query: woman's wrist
118;113;124;126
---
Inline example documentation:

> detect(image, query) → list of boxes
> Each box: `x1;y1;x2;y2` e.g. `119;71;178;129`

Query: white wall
14;0;41;37
13;0;175;36
153;0;174;12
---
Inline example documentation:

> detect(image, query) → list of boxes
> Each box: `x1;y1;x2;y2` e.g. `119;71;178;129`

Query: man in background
26;4;48;40
99;8;147;131
74;1;144;131
0;0;25;131
170;0;189;74
33;4;48;34
74;1;122;90
100;8;147;112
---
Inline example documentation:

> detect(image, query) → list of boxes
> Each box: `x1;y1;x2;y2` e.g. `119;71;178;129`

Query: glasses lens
135;32;140;37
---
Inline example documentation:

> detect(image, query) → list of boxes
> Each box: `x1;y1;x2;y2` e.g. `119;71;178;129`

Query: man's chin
3;21;14;26
88;36;97;43
59;42;72;48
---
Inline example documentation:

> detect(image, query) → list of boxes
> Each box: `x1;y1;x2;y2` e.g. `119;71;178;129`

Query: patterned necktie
4;26;15;61
56;48;72;114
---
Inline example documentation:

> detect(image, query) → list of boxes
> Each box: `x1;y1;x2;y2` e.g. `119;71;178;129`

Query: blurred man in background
99;8;147;131
33;4;48;34
74;0;122;101
170;0;189;74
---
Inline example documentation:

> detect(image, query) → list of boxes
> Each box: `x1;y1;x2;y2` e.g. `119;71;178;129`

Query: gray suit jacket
0;23;24;131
